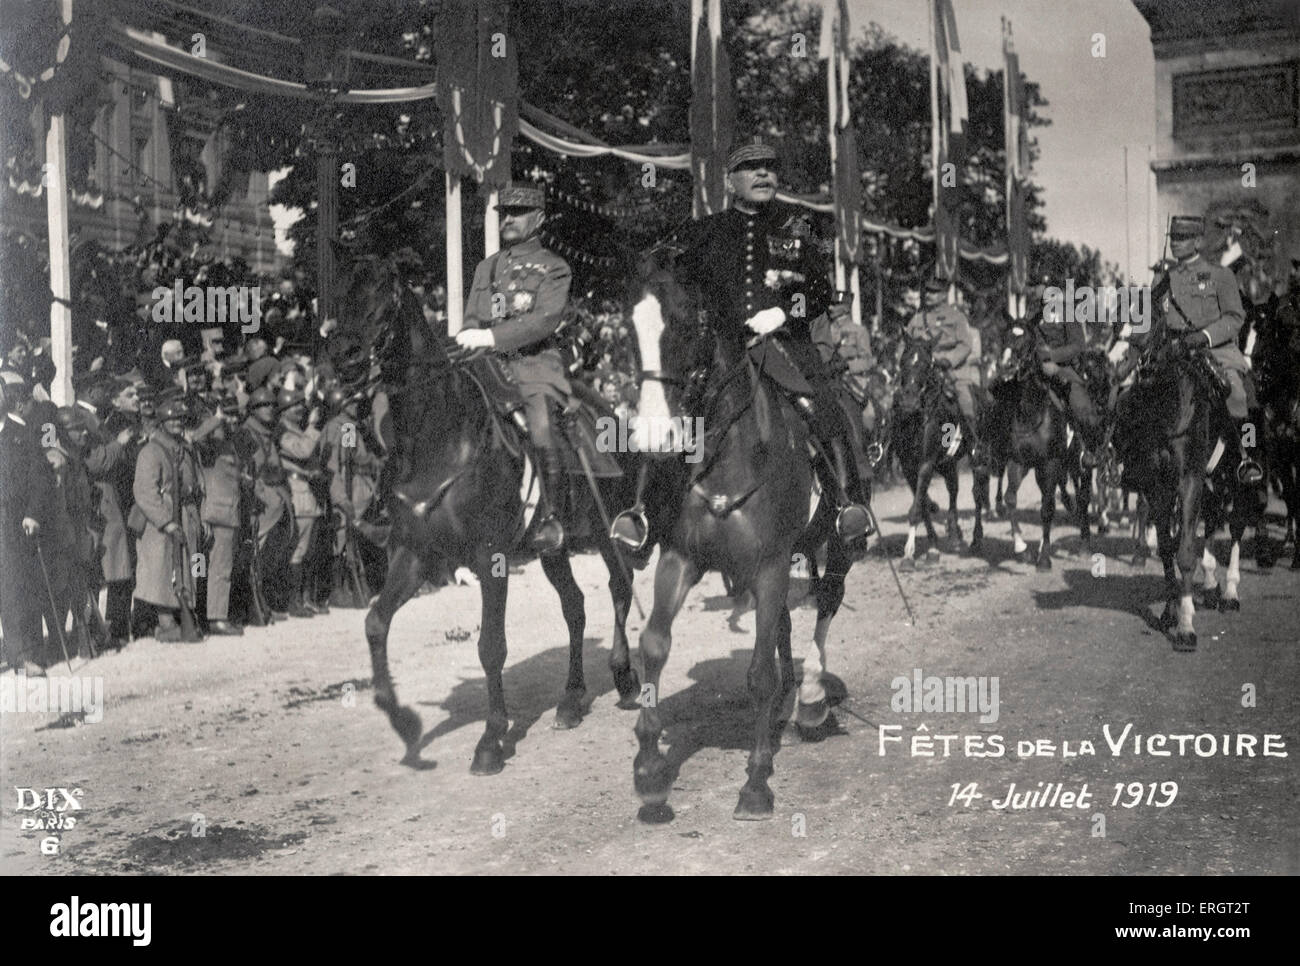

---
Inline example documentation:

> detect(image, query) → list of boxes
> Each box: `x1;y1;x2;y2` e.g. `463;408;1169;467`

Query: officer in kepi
611;137;873;549
1159;215;1263;485
454;182;573;554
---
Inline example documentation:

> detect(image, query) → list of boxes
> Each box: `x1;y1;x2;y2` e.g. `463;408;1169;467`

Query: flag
824;0;861;265
435;0;519;190
1003;18;1030;292
690;0;734;218
932;0;967;280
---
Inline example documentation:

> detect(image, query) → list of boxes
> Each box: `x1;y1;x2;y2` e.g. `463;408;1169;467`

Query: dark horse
892;340;989;566
1113;331;1220;651
1063;347;1120;555
1257;314;1300;570
341;255;641;770
982;323;1071;569
624;256;858;821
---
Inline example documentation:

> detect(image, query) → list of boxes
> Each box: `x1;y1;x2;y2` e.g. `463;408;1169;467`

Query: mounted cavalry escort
1112;215;1258;651
615;138;874;821
895;276;992;565
349;184;643;773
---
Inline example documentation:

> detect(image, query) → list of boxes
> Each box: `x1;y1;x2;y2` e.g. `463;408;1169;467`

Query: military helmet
276;387;306;412
157;397;189;422
247;386;276;410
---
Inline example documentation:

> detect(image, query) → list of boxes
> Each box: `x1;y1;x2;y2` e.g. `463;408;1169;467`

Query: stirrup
865;440;885;467
532;515;566;555
1236;458;1263;486
610;506;649;552
835;502;875;542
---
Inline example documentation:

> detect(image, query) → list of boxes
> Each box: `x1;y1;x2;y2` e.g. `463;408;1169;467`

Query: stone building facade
1133;0;1299;285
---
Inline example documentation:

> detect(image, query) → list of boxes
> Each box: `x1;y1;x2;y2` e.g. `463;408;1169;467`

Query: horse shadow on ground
1029;568;1182;641
644;648;840;816
406;637;626;768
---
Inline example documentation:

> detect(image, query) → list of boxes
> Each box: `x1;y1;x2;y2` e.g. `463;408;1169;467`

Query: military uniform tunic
462;235;572;448
1157;254;1250;418
905;303;982;424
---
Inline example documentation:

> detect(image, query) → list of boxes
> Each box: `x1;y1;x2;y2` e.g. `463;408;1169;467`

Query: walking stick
32;537;75;674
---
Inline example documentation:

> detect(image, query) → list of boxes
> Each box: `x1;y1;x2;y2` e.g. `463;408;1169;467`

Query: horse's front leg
797;537;849;731
471;550;511;774
1172;471;1204;652
1075;461;1094;555
903;456;939;569
597;535;640;707
1006;460;1028;562
944;464;963;551
735;555;789;821
1036;459;1059;571
634;547;699;818
540;551;588;730
970;464;989;556
365;545;426;760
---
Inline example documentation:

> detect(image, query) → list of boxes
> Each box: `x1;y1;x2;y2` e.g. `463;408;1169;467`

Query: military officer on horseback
905;276;988;471
1156;215;1264;485
454;182;571;554
1031;278;1093;429
611;137;872;548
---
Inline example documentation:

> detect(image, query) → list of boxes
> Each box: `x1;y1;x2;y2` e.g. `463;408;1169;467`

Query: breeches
953;380;980;426
1224;369;1248;420
520;386;555;450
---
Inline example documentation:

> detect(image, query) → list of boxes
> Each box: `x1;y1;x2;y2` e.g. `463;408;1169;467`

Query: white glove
745;307;786;336
455;328;495;350
1107;340;1130;365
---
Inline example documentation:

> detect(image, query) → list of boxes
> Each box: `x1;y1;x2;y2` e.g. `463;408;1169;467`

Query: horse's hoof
925;547;941;563
1036;553;1052;571
734;785;775;821
1158;607;1177;631
795;697;829;729
1171;631;1197;653
1290;556;1300;571
968;538;983;556
898;557;916;573
637;802;674;824
553;692;585;730
470;744;505;776
614;668;642;709
1097;523;1110;536
1219;597;1240;613
1018;548;1034;565
944;537;965;555
634;753;671;805
1132;554;1148;569
1198;586;1221;609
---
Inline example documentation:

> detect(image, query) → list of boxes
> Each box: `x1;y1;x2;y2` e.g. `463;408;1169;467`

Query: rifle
170;443;204;642
238;441;274;626
332;441;371;608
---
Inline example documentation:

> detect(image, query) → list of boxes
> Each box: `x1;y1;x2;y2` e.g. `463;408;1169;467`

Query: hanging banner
1003;18;1030;293
435;0;518;189
932;0;968;281
689;0;734;218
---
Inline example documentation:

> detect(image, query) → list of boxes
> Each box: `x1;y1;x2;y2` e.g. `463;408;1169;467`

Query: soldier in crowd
321;385;382;571
277;387;324;617
193;397;245;635
906;275;988;470
100;375;146;644
240;386;294;616
454;182;573;554
0;372;55;672
131;397;205;643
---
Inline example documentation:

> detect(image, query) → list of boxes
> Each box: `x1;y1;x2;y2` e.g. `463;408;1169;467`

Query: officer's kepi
1168;215;1204;240
494;183;545;213
727;139;779;172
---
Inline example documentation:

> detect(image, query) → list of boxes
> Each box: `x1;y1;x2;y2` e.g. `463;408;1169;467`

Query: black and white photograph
1;0;1297;894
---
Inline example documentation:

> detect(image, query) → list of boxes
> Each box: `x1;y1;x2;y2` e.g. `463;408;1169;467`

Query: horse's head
624;249;709;457
895;340;933;414
334;252;446;376
999;322;1035;378
1073;347;1119;467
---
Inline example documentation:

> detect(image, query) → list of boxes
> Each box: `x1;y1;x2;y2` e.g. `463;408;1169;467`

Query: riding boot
286;565;315;618
796;397;874;545
532;448;567;555
1233;419;1264;485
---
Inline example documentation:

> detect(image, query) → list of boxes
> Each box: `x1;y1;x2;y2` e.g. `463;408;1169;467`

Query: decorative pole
44;0;75;404
303;5;351;352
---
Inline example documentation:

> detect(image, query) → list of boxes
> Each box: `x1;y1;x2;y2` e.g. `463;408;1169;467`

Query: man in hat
131;396;204;643
454;181;573;554
237;386;292;615
0;374;55;671
613;138;873;547
1150;215;1263;485
904;276;988;469
277;387;323;617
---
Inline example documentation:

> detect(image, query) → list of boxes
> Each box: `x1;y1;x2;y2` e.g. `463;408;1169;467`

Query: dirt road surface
3;477;1297;875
